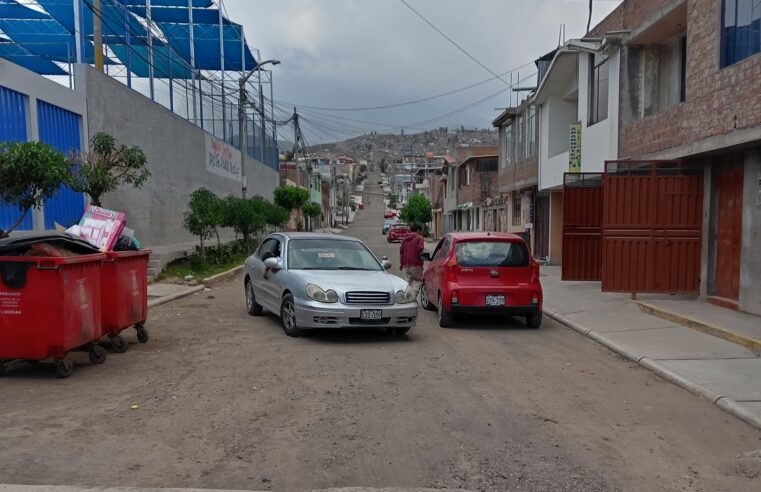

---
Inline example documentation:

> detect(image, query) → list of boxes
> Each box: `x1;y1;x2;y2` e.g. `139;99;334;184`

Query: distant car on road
387;223;409;243
420;232;543;328
384;210;397;219
382;218;397;235
244;233;418;337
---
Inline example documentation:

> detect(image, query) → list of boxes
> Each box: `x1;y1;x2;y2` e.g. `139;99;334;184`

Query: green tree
183;188;222;263
262;199;290;229
69;132;150;207
379;158;387;174
400;193;432;227
221;196;265;246
302;201;322;231
0;141;70;237
387;193;398;209
359;163;367;174
274;185;310;230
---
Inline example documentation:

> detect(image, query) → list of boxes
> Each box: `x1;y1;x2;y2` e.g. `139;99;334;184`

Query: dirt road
1;174;759;492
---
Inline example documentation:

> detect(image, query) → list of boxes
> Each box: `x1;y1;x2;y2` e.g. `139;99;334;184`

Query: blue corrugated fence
0;84;33;231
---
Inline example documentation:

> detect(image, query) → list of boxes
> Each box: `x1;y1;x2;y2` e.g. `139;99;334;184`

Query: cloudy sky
224;0;622;144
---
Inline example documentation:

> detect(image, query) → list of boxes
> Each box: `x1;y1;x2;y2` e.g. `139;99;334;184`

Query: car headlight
306;283;339;303
395;287;417;304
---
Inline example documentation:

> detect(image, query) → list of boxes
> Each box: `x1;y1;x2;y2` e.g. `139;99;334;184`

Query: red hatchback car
420;232;543;328
387;223;409;242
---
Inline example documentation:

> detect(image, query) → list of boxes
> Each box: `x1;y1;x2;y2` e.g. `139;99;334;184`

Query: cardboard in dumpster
75;205;126;252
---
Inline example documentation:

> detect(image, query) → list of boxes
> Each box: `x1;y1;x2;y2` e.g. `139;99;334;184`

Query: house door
715;163;744;300
534;193;550;259
562;173;603;281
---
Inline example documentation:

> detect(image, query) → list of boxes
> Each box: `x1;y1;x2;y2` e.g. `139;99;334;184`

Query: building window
588;53;609;125
512;192;522;226
502;125;513;168
526;106;536;157
722;0;761;67
515;114;524;162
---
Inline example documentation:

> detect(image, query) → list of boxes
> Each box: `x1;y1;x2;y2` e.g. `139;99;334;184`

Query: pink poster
77;206;126;252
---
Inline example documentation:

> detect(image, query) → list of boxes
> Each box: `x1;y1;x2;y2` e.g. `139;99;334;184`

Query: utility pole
93;0;104;72
259;75;266;164
292;107;300;187
238;83;248;197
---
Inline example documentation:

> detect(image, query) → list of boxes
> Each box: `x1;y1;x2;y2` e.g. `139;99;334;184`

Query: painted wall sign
569;122;582;173
205;134;242;182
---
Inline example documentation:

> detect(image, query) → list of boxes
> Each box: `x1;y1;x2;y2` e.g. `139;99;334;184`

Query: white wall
578;50;620;173
538;48;621;191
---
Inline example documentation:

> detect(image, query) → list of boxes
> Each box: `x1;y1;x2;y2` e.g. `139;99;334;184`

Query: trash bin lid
0;232;100;255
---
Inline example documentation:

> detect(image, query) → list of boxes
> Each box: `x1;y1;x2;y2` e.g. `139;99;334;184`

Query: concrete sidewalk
540;266;761;430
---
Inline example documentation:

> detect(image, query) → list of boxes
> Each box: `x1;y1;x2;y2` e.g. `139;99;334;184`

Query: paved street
1;177;760;492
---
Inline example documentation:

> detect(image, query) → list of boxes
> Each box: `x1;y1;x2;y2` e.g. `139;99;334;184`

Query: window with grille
512;192;522;226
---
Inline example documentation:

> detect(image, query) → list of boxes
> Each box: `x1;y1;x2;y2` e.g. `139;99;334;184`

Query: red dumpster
0;254;108;378
100;250;151;351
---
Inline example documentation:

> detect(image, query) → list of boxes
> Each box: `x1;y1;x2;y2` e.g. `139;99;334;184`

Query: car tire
420;283;435;311
437;292;454;328
245;279;263;316
280;294;303;337
526;312;542;329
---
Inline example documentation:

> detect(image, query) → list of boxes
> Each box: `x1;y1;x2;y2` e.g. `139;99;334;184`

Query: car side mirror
264;257;283;271
382;260;392;271
419;252;432;262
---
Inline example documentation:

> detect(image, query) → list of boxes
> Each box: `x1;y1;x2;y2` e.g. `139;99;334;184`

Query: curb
637;301;761;356
202;265;244;288
543;307;761;430
147;285;205;309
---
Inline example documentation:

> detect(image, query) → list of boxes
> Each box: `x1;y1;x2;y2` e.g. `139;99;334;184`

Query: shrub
400;193;433;226
69;132;150;207
0;141;70;238
183;188;222;263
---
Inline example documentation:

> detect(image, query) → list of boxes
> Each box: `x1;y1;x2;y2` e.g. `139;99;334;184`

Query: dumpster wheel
110;335;129;353
0;360;5;377
55;359;73;378
136;324;149;344
88;345;107;365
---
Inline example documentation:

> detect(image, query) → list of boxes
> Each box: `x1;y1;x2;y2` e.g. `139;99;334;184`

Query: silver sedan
243;233;418;337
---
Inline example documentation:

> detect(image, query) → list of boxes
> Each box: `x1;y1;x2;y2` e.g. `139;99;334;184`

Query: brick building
491;96;541;255
534;0;761;315
442;147;498;233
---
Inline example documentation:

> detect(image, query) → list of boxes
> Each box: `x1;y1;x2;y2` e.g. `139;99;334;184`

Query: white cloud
224;0;622;140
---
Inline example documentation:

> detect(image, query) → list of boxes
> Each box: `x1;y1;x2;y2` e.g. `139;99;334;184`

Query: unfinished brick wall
457;161;497;205
599;0;761;157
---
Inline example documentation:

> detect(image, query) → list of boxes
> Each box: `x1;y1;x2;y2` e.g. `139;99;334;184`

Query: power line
399;0;509;86
274;60;534;112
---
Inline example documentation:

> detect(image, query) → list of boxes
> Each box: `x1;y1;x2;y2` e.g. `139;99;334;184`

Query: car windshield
455;240;529;267
288;238;382;271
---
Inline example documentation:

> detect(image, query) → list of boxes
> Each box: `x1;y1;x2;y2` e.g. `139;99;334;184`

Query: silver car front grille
345;291;391;305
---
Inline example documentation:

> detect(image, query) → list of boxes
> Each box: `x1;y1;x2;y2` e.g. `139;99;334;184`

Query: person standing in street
400;224;425;298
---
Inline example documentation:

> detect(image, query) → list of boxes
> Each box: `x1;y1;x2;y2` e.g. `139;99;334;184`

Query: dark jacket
400;233;424;268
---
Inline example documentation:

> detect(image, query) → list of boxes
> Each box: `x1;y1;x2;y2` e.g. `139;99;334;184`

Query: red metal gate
562;173;603;281
602;161;703;294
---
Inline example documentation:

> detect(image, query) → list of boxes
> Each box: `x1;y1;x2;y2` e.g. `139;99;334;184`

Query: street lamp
238;59;281;197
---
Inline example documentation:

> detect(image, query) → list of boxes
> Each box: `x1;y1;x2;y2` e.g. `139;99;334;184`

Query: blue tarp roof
110;43;192;78
36;0;149;44
159;22;256;71
0;0;257;76
0;35;66;74
127;6;231;24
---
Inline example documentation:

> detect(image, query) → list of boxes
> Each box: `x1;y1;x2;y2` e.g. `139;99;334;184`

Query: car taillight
445;258;458;282
451;290;459;304
530;260;539;284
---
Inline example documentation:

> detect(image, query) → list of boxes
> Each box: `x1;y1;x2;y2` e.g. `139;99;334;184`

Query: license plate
360;309;383;320
485;295;506;306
